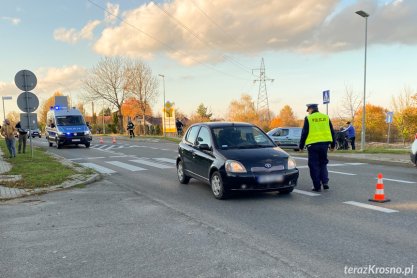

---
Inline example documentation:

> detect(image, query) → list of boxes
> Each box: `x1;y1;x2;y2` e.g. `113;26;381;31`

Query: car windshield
213;126;275;149
56;116;85;126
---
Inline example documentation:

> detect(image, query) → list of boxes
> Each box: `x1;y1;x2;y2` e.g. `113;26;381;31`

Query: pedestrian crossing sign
323;90;330;104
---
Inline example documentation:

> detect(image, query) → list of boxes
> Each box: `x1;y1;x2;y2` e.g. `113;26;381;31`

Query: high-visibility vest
305;112;333;145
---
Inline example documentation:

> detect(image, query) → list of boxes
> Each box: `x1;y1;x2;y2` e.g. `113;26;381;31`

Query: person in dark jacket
299;104;336;192
15;121;28;154
175;118;184;136
127;120;135;138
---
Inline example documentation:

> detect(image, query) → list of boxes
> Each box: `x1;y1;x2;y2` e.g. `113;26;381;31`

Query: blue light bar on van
55;106;60;110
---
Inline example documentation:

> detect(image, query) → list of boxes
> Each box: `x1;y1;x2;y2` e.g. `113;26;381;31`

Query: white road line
87;157;106;160
130;159;174;169
68;158;83;161
345;163;367;166
155;158;176;164
327;164;345;167
292;157;308;160
293;189;321;196
95;145;108;149
344;201;398;213
106;161;146;171
79;163;116;174
297;166;309;169
109;155;128;158
380;178;416;184
328;171;357;176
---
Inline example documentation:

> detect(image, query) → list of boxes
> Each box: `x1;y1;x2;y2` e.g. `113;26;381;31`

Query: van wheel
56;140;62;149
85;142;90;148
278;187;294;194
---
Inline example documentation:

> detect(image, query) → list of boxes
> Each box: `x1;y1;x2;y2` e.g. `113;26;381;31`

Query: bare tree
83;57;129;133
337;85;362;121
124;59;159;135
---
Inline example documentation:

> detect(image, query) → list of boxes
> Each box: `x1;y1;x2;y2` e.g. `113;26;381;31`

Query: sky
1;0;416;122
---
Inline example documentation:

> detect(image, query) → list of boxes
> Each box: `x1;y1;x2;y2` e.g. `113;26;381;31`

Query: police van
45;101;92;149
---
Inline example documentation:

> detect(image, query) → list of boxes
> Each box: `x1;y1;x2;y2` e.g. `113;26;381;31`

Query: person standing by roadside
1;119;17;158
343;121;356;150
299;104;336;192
127;120;135;138
175;118;184;137
15;121;28;154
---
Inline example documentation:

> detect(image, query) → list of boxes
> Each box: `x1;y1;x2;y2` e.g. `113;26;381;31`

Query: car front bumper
57;135;92;145
221;169;299;191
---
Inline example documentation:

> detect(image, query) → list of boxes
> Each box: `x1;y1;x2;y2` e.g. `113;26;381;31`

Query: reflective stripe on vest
305;112;333;145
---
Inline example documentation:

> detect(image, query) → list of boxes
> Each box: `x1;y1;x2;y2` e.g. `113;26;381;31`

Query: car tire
210;171;229;199
49;142;53;147
56;140;62;149
278;187;294;194
85;142;90;148
177;160;190;184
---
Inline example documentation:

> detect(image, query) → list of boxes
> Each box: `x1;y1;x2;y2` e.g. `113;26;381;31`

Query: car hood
218;147;289;168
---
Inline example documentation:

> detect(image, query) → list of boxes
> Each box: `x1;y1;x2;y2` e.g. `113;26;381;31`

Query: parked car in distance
411;133;417;166
27;128;41;138
267;127;302;151
176;122;299;199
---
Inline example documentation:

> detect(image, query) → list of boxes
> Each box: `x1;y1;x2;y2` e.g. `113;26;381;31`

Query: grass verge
0;140;90;189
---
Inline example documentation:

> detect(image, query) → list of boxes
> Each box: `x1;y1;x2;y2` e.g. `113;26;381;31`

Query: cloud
91;0;417;64
54;20;101;44
105;2;120;23
1;16;21;25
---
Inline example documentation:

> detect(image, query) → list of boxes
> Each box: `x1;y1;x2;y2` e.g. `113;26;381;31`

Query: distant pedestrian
15;121;28;154
175;118;184;137
127;120;135;138
299;104;336;192
342;121;356;150
1;119;17;158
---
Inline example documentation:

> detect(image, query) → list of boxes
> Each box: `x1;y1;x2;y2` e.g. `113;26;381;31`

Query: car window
291;129;302;137
196;127;212;148
185;126;200;144
273;129;282;136
213;126;274;149
280;129;289;136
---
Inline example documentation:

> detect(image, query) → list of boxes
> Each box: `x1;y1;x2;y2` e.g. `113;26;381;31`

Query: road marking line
344;201;398;213
292;156;308;160
68;158;83;161
297;166;308;169
87;157;106;160
345;163;367;166
293;189;320;196
95;145;108;149
380;178;416;184
106;161;146;171
79;163;116;174
328;170;357;176
130;159;174;169
109;155;128;158
327;164;345;167
155;158;176;164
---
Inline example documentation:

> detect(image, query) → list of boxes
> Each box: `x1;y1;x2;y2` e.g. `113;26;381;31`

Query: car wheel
210;171;229;199
56;140;62;149
278;187;294;194
177;160;190;184
85;142;90;148
48;142;53;147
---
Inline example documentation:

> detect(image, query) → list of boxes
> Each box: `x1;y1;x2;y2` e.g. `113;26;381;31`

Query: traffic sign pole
23;73;34;158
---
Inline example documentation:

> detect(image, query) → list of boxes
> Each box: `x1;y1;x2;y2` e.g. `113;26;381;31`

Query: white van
267;127;302;151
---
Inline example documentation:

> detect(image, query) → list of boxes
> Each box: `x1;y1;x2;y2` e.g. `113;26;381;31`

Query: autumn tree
124;59;159;135
278;105;299;126
354;104;387;142
391;88;417;143
196;103;212;119
121;97;153;120
227;94;259;124
39;91;64;127
337;85;362;121
269;116;283;129
83;57;129;133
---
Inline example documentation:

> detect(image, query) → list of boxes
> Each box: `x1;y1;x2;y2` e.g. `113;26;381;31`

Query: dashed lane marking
380;178;416;184
293;189;321;196
344;201;399;213
130;159;174;169
155;158;176;164
79;163;116;174
328;170;357;176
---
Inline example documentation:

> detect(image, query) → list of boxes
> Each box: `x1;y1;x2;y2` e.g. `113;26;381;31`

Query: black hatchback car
176;122;299;199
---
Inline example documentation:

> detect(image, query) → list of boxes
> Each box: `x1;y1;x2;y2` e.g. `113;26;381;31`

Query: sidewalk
0;149;100;201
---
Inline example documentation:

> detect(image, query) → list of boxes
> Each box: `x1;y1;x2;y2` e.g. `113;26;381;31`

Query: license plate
258;174;283;184
72;139;81;142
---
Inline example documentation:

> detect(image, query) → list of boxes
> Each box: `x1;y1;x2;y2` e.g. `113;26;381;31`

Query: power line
87;0;249;81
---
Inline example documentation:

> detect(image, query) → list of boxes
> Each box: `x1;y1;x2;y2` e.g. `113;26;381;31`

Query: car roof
191;122;256;128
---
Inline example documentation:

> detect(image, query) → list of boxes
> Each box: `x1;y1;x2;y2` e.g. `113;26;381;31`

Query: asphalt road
1;137;417;277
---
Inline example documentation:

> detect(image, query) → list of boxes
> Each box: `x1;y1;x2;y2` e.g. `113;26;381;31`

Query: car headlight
287;157;297;169
225;160;247;174
85;130;91;135
57;131;64;136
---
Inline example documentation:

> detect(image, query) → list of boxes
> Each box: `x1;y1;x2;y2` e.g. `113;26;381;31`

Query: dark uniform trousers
307;142;329;189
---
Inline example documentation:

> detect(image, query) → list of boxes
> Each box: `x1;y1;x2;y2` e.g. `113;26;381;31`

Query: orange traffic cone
99;137;104;144
369;173;390;203
112;137;116;144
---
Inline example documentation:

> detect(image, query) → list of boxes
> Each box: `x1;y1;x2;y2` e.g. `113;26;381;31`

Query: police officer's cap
306;103;318;111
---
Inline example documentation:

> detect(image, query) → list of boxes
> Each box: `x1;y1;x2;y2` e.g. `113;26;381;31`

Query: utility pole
253;58;274;122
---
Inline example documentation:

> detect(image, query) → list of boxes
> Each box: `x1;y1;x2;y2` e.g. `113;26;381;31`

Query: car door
278;128;290;146
180;125;200;175
193;126;215;181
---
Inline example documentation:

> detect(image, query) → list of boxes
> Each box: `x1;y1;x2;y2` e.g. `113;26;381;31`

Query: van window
280;129;289;136
56;116;85;126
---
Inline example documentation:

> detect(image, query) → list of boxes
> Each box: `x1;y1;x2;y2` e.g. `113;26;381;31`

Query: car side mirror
198;143;211;151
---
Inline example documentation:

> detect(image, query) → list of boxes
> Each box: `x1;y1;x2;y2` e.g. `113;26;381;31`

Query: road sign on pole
14;70;37;91
386;111;393;144
323;90;330;104
17;91;39;113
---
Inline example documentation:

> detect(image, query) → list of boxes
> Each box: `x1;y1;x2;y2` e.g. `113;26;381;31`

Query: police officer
127;120;135;138
299;104;336;192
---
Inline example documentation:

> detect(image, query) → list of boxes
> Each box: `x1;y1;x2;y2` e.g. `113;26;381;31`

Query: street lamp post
159;74;166;137
356;10;369;151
